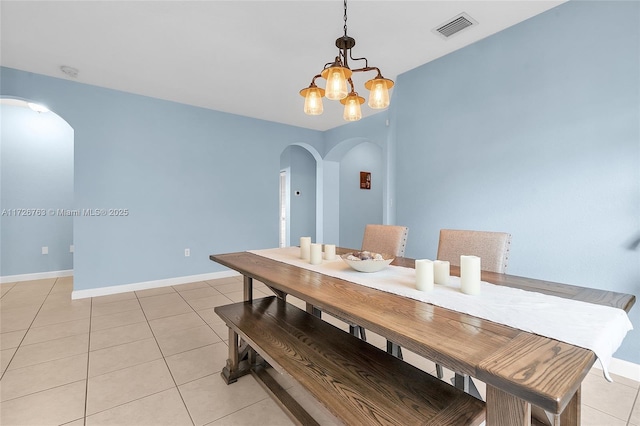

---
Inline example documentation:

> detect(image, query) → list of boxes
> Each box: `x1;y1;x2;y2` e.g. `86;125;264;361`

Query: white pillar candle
310;243;322;265
300;237;311;260
415;259;434;292
324;244;336;261
434;260;450;285
460;255;481;295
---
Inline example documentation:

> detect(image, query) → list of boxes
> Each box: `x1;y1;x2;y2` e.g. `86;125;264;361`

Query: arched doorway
324;138;384;250
0;98;74;281
278;139;384;249
279;144;323;247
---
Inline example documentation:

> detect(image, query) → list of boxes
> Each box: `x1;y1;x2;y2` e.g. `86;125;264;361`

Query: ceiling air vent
433;13;477;39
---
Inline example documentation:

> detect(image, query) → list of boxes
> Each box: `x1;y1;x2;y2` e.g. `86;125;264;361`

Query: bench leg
358;326;367;341
221;328;252;384
306;302;322;318
386;341;403;359
348;325;368;341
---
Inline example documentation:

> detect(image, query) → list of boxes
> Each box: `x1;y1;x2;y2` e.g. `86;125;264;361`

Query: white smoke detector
60;65;79;78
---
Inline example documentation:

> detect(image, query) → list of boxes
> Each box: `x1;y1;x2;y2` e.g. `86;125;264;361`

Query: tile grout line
627;386;640;425
0;279;93;413
78;291;183;421
171;280;265;426
83;295;93;426
0;278;88;412
182;281;231;331
83;292;151;420
0;279;57;382
135;286;197;426
75;279;279;423
171;284;227;425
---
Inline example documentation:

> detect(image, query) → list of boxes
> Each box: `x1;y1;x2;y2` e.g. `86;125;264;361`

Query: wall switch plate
42;246;48;255
70;245;74;253
185;248;190;257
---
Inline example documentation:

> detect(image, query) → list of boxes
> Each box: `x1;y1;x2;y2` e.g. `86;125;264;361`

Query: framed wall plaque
360;171;371;190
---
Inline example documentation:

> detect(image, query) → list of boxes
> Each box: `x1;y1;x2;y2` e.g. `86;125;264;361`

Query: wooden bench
215;296;486;426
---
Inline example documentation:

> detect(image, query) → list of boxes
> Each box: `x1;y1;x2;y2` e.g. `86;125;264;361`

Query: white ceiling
0;1;565;131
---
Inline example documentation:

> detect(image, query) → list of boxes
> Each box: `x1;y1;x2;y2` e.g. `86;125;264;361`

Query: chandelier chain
343;0;348;37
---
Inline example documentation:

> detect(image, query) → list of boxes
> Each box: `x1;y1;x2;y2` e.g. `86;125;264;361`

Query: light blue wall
394;1;639;363
1;67;324;291
323;112;388;154
1;104;74;275
339;142;383;250
323;113;391;249
283;145;316;243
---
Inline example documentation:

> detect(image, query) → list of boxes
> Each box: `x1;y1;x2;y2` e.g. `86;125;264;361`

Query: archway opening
323;138;384;249
279;145;319;246
0;98;75;282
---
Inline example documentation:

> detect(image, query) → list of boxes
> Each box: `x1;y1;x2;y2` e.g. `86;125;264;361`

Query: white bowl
341;252;394;273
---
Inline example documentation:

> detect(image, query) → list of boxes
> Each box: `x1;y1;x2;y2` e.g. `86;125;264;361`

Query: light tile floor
0;276;638;425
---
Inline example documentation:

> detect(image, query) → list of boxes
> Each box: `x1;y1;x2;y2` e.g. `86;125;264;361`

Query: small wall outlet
184;248;190;257
42;246;48;255
70;245;74;253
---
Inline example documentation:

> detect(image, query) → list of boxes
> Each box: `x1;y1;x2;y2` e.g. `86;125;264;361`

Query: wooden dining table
210;248;635;426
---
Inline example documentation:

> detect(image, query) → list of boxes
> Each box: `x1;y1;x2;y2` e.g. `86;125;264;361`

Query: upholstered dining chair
435;228;512;397
357;224;409;355
361;224;409;257
437;229;511;274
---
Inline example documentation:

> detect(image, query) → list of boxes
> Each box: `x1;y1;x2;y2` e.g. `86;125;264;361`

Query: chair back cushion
437;229;511;273
361;224;409;257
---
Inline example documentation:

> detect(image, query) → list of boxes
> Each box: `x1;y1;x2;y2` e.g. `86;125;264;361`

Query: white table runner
249;247;633;381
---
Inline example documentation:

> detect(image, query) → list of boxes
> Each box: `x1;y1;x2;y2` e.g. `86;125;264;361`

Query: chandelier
299;0;394;122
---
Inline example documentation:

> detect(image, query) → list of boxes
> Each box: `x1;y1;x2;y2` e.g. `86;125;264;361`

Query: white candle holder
460;255;481;295
300;237;311;260
415;259;434;292
434;260;450;285
310;243;322;265
324;244;336;260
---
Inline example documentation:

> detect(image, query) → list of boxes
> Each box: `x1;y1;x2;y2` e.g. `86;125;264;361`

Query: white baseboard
0;269;73;284
591;356;640;382
71;270;240;300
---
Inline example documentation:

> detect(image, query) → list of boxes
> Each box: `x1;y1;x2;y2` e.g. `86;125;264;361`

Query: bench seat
215;296;486;426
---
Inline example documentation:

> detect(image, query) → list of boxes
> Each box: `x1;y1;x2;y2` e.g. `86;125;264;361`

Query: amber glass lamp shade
365;77;394;109
300;86;325;115
321;65;352;101
340;93;365;121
